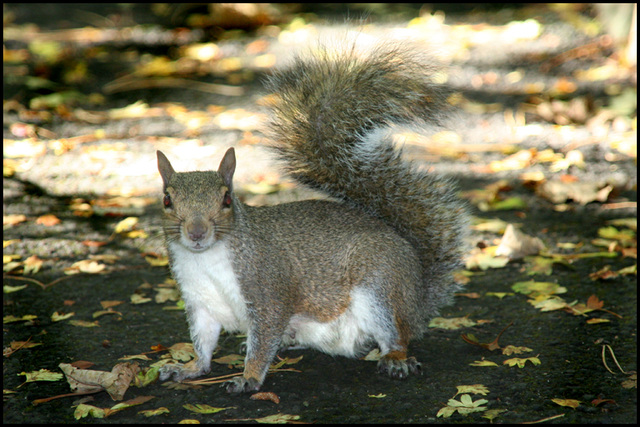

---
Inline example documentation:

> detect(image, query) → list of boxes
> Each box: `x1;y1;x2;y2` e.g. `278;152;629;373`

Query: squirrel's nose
186;218;208;242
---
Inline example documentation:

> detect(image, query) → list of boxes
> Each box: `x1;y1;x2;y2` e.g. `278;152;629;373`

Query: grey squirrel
156;41;469;394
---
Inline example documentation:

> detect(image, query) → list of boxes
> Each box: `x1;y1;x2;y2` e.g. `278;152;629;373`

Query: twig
32;390;100;406
3;274;75;290
602;202;637;210
104;77;245;96
522;413;565;424
602;344;628;374
4;336;33;358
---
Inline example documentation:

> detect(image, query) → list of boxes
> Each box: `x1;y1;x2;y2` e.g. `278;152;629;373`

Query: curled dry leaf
59;362;140;401
250;391;281;404
536;180;612;205
495;224;546;260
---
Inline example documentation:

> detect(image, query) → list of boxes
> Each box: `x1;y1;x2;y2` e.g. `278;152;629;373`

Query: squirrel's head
157;148;236;252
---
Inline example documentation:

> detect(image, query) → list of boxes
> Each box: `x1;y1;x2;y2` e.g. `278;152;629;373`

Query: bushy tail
264;41;469;316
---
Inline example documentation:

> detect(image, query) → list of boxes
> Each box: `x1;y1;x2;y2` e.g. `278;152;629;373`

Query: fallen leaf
502;345;533;355
145;254;169;267
455;384;490;396
213;353;245;367
254;413;300;424
35;214;61;226
465;251;510;270
59;362;140;401
23;255;44;275
3;214;27;226
511;280;567;297
621;373;636;389
139;407;170;417
183;404;234;414
69;320;100;327
367;393;386;399
18;369;64;386
469;360;499;367
591;398;617;407
429;316;476;329
495;224;546;260
114;217;139;234
10;340;42;350
437;394;488;418
4;314;38;324
51;311;74;322
586;318;611;324
69;259;106;274
551;398;580;408
251;391;281;404
482;408;508;421
529;295;568;312
503;356;541;368
536;180;612;205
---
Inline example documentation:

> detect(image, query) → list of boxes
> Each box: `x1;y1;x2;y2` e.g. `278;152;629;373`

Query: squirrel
156;41;469;394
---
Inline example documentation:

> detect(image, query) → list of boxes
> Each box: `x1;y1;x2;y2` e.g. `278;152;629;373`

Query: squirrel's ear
157;151;174;190
218;147;236;190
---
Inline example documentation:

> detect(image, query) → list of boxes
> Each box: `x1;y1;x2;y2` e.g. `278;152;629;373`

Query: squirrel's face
157;149;236;252
161;172;234;252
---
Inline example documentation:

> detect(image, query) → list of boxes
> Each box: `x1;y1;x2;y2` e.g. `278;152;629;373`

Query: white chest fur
168;240;249;333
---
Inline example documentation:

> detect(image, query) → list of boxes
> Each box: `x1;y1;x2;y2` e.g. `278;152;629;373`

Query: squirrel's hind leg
377;350;422;379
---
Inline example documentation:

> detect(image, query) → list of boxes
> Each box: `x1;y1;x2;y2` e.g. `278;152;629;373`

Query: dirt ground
3;4;636;424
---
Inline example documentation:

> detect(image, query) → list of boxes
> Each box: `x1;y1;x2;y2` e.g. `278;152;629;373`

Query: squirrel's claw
224;376;262;394
377;356;422;379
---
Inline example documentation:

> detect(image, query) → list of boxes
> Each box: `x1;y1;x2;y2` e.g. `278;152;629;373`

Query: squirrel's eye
163;193;172;208
222;191;232;208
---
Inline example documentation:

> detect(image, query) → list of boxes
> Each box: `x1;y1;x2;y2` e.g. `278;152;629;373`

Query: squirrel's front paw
377;355;422;380
224;376;262;394
159;362;208;382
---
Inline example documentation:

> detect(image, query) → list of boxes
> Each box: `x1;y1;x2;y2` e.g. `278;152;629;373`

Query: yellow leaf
511;280;567;297
470;360;499;367
456;384;490;396
74;404;106;420
69;320;100;327
23;255;44;275
3;214;27;226
551;398;580;408
465;251;509;270
4;284;28;293
529;296;568;312
503;356;541;368
183;404;234;414
145;255;169;267
18;369;64;384
428;316;476;329
65;259;106;275
586;318;611;324
368;393;386;398
482;408;508;421
139;407;170;417
51;311;75;322
4;314;37;324
502;345;533;355
114;217;139;234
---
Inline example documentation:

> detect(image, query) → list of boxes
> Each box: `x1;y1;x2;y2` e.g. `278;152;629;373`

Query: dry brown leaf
59;362;140;401
250;391;280;404
536;180;613;205
36;214;61;226
3;214;28;226
495;224;546;260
